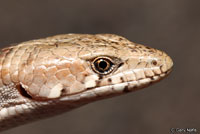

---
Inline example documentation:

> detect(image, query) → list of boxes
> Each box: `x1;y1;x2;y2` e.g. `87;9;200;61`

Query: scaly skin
0;34;173;131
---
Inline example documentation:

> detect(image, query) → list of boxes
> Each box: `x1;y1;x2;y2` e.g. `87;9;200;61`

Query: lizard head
0;34;173;131
60;34;173;101
18;34;173;101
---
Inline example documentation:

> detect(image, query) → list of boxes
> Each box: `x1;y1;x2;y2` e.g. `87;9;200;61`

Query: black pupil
99;60;108;70
92;57;116;74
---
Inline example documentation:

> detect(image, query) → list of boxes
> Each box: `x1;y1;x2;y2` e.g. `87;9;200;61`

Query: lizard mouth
59;68;172;102
17;65;172;102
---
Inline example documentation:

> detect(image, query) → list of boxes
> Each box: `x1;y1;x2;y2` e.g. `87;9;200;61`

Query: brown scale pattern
0;34;173;99
0;34;173;131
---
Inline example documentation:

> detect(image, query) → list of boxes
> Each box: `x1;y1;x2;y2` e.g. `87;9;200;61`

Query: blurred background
1;0;199;134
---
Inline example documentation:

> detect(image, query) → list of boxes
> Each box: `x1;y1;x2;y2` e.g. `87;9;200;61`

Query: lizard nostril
151;60;157;66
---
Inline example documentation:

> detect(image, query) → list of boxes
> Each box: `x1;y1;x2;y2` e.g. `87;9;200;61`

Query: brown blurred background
1;0;199;134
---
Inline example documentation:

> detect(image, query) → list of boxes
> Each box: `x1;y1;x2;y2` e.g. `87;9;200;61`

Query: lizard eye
92;57;115;75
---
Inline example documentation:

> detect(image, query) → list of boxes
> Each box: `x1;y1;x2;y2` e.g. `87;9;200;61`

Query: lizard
0;34;173;131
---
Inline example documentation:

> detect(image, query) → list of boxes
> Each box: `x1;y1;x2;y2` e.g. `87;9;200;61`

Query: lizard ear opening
16;84;32;99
